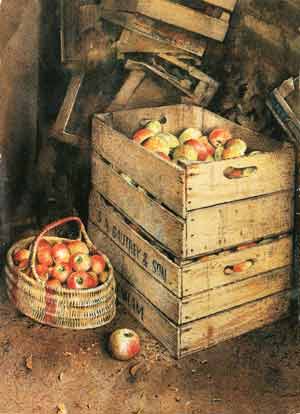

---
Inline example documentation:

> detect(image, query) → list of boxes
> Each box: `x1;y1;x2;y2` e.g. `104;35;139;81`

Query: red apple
13;248;30;265
17;259;29;271
132;128;154;144
70;253;91;272
37;246;53;266
36;263;52;281
108;328;141;361
91;254;106;274
67;271;97;289
209;128;232;147
68;240;89;256
52;243;71;264
52;262;72;283
46;278;62;289
38;239;52;250
184;139;210;161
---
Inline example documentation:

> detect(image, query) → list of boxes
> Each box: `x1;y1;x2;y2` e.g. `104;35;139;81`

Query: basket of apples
5;217;116;329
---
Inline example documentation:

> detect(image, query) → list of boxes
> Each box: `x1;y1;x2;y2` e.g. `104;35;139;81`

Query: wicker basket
5;217;116;329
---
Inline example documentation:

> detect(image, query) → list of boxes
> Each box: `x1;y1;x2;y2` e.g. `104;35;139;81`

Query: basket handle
30;216;95;282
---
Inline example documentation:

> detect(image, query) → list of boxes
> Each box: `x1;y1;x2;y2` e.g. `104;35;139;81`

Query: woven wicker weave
5;217;116;329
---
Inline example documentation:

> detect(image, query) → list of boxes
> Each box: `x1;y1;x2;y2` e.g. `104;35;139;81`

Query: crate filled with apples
12;239;109;290
92;104;294;259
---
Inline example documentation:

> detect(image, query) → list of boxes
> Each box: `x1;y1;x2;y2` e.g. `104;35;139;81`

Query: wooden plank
186;191;294;257
182;266;292;323
91;155;185;257
186;145;295;210
182;236;293;296
116;272;180;358
92;116;186;217
107;104;203;138
88;194;181;296
89;222;181;323
106;70;146;112
181;290;292;356
102;0;229;41
203;0;237;12
117;29;180;53
100;10;207;57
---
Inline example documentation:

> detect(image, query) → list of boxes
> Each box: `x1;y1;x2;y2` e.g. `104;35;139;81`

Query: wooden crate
101;0;237;42
89;221;292;325
92;105;295;258
115;272;292;358
89;195;294;298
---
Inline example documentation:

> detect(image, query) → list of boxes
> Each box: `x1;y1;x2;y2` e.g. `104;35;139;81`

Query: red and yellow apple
52;243;71;264
132;128;154;144
52;262;72;283
209;128;232;147
13;248;30;265
37;246;53;267
156;132;179;149
91;254;106;274
222;138;247;159
67;271;97;289
142;136;170;155
145;120;162;134
108;328;141;361
156;152;171;161
70;253;91;272
179;128;203;144
172;144;198;161
46;279;62;289
68;240;89;256
98;271;109;284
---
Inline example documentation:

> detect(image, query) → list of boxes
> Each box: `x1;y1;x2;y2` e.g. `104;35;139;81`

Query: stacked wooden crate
89;104;295;358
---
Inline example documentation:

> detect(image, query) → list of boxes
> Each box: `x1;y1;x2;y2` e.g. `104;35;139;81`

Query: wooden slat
117;29;180;53
182;266;292;323
181;290;292;356
92;116;186;217
91;154;185;257
186;191;294;257
106;70;146;112
88;194;181;296
116;272;180;357
101;10;207;57
186;145;295;210
203;0;237;12
89;222;181;323
182;236;293;296
107;104;203;140
102;0;229;41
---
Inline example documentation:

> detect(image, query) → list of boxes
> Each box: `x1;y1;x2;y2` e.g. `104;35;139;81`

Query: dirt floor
1;274;300;414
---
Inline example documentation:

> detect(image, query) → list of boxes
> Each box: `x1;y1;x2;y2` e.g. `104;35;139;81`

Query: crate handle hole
224;166;257;179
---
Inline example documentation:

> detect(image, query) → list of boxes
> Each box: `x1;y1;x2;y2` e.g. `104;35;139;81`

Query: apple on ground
108;328;141;361
142;136;170;155
52;263;72;283
52;243;71;264
91;254;106;274
70;253;92;272
132;128;154;144
172;144;198;161
179;128;203;144
67;271;98;289
68;240;89;256
209;128;232;147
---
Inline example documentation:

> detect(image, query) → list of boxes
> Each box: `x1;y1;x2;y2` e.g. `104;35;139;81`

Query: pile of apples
132;119;251;163
13;239;109;290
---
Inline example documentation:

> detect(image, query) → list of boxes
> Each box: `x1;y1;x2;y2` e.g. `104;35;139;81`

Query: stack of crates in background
89;104;295;358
